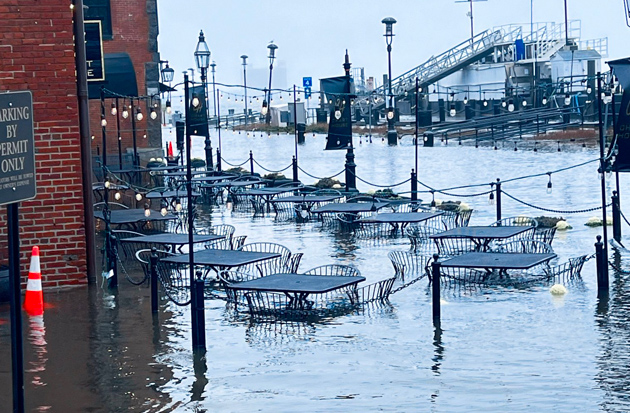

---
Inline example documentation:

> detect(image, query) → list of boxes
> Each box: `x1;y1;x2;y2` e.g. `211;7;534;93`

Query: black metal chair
490;216;538;227
387;250;432;281
230;235;248;250
136;248;191;306
239;242;292;277
533;227;557;245
544;255;589;282
217;270;262;305
405;224;441;253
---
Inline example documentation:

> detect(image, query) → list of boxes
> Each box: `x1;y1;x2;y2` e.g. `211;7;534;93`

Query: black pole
563;0;570;46
595;235;609;291
612;191;621;243
241;56;248;125
266;61;274;124
101;88;117;288
8;203;25;413
597;72;610;281
115;97;122;168
343;51;356;192
202;67;213;171
130;97;138;168
411;169;418;202
216;89;221;172
431;255;441;324
249;150;254;176
150;247;158;314
495;178;502;223
386;42;397;145
184;73;205;351
193;273;206;348
415;77;419;175
293;84;298;182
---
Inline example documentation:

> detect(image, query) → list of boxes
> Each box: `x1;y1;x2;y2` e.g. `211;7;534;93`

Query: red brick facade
0;1;88;287
88;0;162;161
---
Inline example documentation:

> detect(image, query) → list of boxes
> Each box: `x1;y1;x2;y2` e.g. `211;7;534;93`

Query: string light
135;193;143;201
100;116;107;127
546;173;553;194
136;106;143;121
564;94;571;106
114;191;121;200
110;102;117;116
122;105;129;119
541;96;548;105
150;107;157;120
166;100;172;114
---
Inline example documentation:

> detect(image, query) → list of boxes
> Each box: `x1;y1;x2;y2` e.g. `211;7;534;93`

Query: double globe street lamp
194;30;213;170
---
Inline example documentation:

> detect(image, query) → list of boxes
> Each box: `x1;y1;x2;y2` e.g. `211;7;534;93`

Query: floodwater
2;129;630;412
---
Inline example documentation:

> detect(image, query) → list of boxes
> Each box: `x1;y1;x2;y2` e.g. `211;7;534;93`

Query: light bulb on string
136;107;143;121
150;107;157;120
564;94;571;106
586;85;593;94
501;100;507;108
546;173;553;194
104;180;110;189
100;117;107;127
166;100;172;114
144;204;151;217
175;199;182;212
160;207;168;216
542;96;548;106
489;190;495;205
122;105;129;119
110;102;117;116
135;193;143;201
508;102;515;112
114;191;121;200
522;99;527;107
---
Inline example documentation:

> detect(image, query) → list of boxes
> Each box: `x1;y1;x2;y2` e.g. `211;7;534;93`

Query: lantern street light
241;55;248;125
382;17;397;145
194;30;213;170
265;42;278;124
160;61;174;115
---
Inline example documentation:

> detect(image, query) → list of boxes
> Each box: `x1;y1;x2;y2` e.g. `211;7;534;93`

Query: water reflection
26;315;47;387
432;323;444;375
596;257;630;412
191;350;208;402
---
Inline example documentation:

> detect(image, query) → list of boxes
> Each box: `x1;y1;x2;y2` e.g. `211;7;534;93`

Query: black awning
88;53;138;99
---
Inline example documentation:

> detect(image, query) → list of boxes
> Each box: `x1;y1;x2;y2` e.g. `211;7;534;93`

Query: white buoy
550;284;568;295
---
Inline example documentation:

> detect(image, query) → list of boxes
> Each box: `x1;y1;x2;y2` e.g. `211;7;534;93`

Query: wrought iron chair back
405;224;441;253
303;264;360;278
239;242;292;277
490;216;538;227
217;270;262;305
387;250;432;281
533;227;557;245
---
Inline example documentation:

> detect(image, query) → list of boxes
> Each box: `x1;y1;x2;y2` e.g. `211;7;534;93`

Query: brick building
0;0;88;287
85;0;162;166
0;0;160;288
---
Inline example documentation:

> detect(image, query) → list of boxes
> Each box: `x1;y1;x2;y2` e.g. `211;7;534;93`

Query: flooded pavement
2;131;630;411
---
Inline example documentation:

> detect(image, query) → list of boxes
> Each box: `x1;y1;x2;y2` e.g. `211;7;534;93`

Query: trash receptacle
297;123;306;144
423;131;434;147
316;108;328;123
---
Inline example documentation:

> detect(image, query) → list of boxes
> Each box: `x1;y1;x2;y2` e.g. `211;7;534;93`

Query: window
84;0;112;40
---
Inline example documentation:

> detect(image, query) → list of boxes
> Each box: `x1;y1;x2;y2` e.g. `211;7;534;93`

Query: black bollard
495;178;502;223
423;131;434;147
107;233;118;289
595;235;609;291
438;99;445;123
411;169;418;202
612;191;622;243
431;255;441;323
249;150;254;176
292;156;298;183
150;247;158;314
192;271;206;350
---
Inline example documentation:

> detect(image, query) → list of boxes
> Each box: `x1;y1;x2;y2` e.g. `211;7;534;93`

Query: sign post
303;77;312;99
0;90;37;413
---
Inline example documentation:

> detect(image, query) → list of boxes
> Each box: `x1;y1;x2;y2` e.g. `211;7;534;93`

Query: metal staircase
356;25;523;113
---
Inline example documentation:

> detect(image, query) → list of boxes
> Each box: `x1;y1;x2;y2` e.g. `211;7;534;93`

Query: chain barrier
344;168;410;188
390;273;428;295
502;191;610;214
221;158;249;168
253;159;293;173
297;166;345;180
620;208;630;228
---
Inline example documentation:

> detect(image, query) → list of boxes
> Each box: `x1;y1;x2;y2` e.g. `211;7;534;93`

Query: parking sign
303;77;312;87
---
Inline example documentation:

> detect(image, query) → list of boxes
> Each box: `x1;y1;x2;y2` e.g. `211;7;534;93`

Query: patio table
229;272;366;309
439;251;557;281
120;233;222;252
358;211;443;231
430;225;535;252
160;249;281;277
311;201;390;214
94;209;177;231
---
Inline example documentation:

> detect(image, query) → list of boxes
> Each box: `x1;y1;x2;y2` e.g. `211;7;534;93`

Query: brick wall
0;1;88;287
88;0;162;165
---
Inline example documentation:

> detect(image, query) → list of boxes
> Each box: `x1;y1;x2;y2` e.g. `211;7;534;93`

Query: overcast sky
157;0;628;97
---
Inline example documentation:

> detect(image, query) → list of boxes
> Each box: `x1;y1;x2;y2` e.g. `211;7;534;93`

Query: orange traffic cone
24;246;43;316
168;141;174;157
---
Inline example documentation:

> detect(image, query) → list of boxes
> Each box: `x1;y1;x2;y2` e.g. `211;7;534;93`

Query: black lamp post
194;30;213;170
382;17;397;145
265;42;278;124
564;0;570;46
241;55;248;125
343;51;357;192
